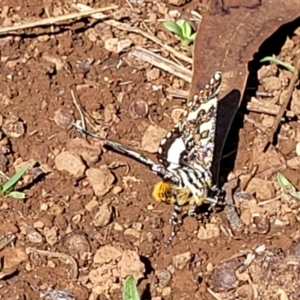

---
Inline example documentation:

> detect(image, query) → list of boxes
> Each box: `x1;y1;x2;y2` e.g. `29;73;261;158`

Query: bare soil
0;1;300;300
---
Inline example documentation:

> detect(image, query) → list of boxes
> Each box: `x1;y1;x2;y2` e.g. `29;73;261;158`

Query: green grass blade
276;172;300;200
260;56;295;73
122;276;140;300
277;172;294;189
163;21;183;38
2;162;33;193
181;21;192;39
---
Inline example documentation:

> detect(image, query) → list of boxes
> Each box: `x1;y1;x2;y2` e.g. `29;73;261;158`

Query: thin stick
257;195;281;206
247;98;294;118
207;287;223;300
165;87;189;99
0;5;118;35
0;232;16;251
28;247;78;279
247;98;280;115
262;58;300;149
132;46;192;82
73;3;193;65
70;89;86;137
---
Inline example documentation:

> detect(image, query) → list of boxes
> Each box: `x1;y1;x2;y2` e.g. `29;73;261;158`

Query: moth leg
189;205;209;224
188;204;197;218
164;228;176;248
164;205;183;247
205;185;222;211
169;204;183;225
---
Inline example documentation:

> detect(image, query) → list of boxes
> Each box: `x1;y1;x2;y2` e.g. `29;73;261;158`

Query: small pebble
141;125;167;153
156;269;172;288
63;233;91;257
55;151;86;177
85;199;99;212
27;228;43;244
86;166;115;197
66;138;101;164
172;252;193;270
129;99;148;119
48;204;64;216
124;228;141;239
53;109;74;130
197;223;220;240
92;203;112;227
161;287;171;297
112;186;123;195
146;68;160;81
2;115;25;138
33;221;45;229
44;227;58;246
114;223;124;231
296;142;300;156
40;203;48;211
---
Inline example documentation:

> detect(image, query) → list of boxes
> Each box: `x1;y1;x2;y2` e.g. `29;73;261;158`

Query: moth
74;71;222;246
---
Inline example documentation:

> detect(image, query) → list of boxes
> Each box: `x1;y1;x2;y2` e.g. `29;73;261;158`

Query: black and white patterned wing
157;71;222;171
186;71;222;170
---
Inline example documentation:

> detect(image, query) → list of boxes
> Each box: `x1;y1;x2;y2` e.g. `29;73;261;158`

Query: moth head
152;181;175;205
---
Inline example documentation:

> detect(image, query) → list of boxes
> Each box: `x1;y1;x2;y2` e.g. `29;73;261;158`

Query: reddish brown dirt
0;1;300;300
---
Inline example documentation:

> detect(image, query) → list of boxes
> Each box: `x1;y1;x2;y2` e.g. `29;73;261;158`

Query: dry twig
0;232;16;251
132;46;192;82
27;247;78;279
0;6;118;35
247;98;280;115
262;57;300;149
165;87;189;99
71;89;86;137
247;98;294;117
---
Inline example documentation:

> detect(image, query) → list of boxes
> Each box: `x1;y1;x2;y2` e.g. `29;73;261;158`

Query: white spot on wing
160;138;166;145
166;138;186;164
214;71;222;81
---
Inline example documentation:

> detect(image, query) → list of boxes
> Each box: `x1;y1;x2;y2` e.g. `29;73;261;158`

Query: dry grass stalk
132;46;192;82
262;57;300;149
0;5;118;35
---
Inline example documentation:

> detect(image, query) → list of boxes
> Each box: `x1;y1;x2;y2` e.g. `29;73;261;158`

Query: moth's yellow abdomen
152;181;172;204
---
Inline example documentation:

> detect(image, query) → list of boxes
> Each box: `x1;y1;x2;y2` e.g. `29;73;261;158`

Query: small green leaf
2;162;33;194
163;21;183;38
290;190;300;200
176;19;185;27
8;191;26;199
181;21;192;39
276;172;300;200
189;32;197;41
122;276;140;300
260;56;295;73
277;172;294;189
